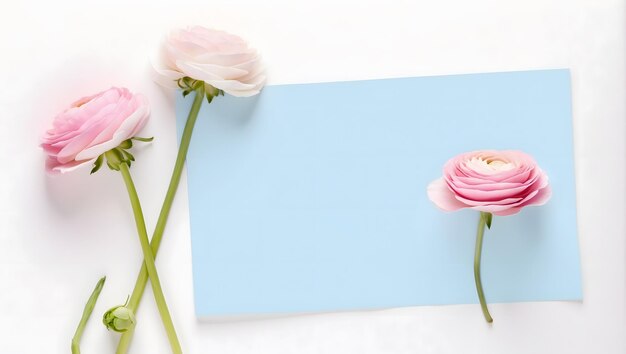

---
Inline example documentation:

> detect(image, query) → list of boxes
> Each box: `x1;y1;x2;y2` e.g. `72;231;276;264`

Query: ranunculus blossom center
466;157;515;175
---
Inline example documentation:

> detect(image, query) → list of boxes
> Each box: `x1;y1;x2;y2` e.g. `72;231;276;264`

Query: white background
0;1;624;353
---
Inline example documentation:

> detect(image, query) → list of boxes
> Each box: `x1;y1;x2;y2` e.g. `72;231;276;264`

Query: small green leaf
192;79;204;90
484;213;493;229
112;148;125;161
90;155;104;174
113;148;133;169
182;90;190;97
204;85;225;103
104;148;127;171
131;136;154;143
118;139;132;149
121;150;135;162
182;76;194;87
104;150;121;170
106;161;119;171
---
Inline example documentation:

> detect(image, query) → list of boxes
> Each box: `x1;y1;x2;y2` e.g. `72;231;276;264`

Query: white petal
223;88;262;97
223;73;266;97
194;51;257;66
152;67;185;89
178;62;249;80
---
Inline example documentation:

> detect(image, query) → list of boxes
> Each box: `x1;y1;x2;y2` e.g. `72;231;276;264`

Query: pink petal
46;157;96;175
488;206;523;216
427;178;467;211
520;183;552;207
75;101;149;160
449;183;534;202
454;194;523;207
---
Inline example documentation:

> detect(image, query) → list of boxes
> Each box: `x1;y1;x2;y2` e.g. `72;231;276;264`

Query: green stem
118;163;182;354
72;276;106;354
474;212;493;323
117;87;205;353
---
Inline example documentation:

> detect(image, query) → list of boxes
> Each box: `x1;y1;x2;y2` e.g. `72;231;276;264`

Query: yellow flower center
467;157;515;175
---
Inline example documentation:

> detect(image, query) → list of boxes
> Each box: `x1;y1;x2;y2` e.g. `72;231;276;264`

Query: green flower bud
103;304;136;333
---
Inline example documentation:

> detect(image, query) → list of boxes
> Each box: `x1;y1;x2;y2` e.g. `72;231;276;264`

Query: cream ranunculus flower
154;26;265;97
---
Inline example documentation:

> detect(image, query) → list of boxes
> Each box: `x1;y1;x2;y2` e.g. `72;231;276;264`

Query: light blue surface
177;69;582;317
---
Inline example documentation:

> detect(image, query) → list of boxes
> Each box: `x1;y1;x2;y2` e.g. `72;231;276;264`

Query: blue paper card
178;69;582;318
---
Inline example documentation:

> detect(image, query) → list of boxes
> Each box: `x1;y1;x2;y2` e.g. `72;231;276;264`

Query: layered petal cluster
41;87;150;174
427;150;551;216
155;26;265;97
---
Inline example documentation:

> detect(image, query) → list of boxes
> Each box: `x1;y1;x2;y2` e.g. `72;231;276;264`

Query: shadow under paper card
177;69;582;318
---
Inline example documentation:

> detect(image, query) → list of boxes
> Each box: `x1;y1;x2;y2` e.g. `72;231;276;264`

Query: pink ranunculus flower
154;26;265;97
41;87;150;174
427;150;551;216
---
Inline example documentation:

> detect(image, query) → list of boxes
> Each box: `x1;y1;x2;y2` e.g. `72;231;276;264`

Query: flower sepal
90;137;154;174
482;212;493;229
177;77;224;103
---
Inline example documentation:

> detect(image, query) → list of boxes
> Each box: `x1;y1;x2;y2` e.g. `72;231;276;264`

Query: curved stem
119;163;182;354
474;212;493;323
117;87;205;353
72;276;106;354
